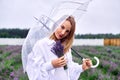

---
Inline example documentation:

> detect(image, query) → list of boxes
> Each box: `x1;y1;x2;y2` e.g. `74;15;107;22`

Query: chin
56;36;62;40
57;37;61;40
55;34;62;40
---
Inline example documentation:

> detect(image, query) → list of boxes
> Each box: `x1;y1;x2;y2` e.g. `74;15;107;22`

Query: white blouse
26;37;83;80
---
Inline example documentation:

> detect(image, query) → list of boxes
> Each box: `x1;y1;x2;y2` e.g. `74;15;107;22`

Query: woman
26;16;92;80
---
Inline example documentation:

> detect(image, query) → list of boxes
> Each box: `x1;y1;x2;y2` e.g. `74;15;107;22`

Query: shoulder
34;37;55;49
36;37;55;46
36;37;49;45
32;37;50;51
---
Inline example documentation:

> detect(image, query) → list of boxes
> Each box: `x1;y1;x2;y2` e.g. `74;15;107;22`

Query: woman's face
54;20;71;40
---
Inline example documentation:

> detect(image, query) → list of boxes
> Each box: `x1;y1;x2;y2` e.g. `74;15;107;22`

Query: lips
59;34;63;38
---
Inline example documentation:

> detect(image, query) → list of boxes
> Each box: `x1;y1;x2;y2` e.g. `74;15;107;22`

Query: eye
66;30;70;33
61;25;65;29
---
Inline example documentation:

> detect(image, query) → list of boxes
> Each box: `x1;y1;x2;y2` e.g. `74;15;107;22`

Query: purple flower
14;77;19;80
51;40;67;70
10;72;14;78
51;40;64;57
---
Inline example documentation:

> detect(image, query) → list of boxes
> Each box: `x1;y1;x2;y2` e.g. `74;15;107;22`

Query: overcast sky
0;0;120;34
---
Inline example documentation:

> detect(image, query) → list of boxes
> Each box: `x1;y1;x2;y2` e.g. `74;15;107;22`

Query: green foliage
0;28;29;38
0;50;3;54
0;67;13;77
75;33;120;39
19;73;29;80
111;68;119;75
2;52;11;58
0;52;11;61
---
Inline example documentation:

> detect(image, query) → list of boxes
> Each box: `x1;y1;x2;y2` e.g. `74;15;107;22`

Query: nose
61;30;66;35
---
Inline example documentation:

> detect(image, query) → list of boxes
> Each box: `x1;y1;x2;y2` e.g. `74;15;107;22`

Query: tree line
0;28;120;38
0;28;29;38
75;33;120;39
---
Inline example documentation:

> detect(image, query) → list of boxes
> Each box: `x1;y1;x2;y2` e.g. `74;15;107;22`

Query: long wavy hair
50;16;76;53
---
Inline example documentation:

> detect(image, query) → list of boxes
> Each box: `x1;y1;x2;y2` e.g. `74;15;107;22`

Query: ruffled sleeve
26;40;54;80
67;49;84;80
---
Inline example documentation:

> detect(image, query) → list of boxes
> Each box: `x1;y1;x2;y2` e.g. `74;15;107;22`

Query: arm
67;49;92;80
26;41;54;80
67;49;83;80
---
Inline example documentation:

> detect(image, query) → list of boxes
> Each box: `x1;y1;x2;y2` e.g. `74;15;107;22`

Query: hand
82;58;93;71
52;56;67;68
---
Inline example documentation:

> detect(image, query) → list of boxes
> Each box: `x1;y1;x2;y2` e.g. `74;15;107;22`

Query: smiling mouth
59;35;63;38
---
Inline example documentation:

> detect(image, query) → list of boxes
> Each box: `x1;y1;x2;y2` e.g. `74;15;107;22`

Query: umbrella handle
83;56;99;68
91;56;99;68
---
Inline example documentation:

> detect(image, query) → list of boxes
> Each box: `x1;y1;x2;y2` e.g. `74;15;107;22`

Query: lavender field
0;45;28;80
0;45;120;80
72;46;120;80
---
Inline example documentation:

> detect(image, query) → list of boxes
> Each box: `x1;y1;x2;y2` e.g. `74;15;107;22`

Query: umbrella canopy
49;0;92;22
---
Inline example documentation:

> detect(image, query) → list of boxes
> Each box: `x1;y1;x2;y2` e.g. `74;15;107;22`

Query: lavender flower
10;72;14;78
51;40;67;70
14;77;19;80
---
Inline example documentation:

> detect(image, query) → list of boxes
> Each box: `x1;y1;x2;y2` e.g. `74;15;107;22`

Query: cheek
63;32;69;38
55;28;60;33
54;29;59;36
65;33;69;37
54;31;57;37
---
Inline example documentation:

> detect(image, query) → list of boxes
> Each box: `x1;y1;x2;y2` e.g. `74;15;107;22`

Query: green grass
0;52;11;61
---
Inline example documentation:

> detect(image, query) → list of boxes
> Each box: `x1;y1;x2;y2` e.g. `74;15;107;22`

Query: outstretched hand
82;58;93;71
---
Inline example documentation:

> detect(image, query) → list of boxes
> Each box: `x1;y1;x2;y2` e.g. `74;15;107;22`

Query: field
72;46;120;80
0;45;120;80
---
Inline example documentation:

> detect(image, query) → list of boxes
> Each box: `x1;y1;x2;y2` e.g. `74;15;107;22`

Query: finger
82;59;87;64
62;63;67;67
83;60;90;67
59;56;64;60
86;62;91;67
59;58;66;64
85;61;93;67
83;59;91;63
60;61;67;67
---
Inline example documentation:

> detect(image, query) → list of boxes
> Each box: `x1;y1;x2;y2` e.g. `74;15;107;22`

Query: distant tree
75;33;120;39
0;28;29;38
0;32;9;38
